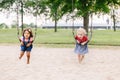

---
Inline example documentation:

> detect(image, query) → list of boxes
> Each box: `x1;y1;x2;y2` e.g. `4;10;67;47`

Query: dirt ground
0;45;120;80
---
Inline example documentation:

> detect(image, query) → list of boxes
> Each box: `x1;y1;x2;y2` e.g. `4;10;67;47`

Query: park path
0;45;120;80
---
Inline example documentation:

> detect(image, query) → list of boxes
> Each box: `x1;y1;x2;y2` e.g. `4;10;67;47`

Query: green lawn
92;30;120;46
0;28;120;47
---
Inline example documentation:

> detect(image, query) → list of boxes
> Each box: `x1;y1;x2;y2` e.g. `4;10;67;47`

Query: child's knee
26;53;30;57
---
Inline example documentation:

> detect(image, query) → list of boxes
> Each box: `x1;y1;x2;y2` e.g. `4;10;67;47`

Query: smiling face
24;30;30;39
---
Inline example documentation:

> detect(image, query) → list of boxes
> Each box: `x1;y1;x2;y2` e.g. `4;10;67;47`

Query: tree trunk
83;13;89;34
54;10;57;32
16;3;19;35
113;9;116;32
21;1;23;32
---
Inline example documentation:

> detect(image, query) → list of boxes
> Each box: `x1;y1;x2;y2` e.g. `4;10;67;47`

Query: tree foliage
0;0;120;32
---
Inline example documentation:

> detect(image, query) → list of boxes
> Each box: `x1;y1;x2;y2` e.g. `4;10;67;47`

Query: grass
0;29;18;43
91;30;120;46
0;28;120;47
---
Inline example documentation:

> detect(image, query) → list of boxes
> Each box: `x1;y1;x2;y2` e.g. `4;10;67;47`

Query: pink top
20;36;33;43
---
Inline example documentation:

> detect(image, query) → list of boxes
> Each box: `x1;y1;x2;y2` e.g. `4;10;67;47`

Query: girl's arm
26;37;33;47
81;36;88;45
26;43;32;47
30;37;34;43
76;40;80;44
18;36;21;42
19;37;24;46
75;36;81;44
20;41;24;46
81;40;88;45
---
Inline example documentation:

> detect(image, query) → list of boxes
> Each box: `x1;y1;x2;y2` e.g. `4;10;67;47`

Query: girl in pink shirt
19;28;33;64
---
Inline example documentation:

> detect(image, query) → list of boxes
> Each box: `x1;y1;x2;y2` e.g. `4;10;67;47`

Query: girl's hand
26;43;31;47
81;42;85;45
81;41;88;45
77;40;80;44
21;42;24;46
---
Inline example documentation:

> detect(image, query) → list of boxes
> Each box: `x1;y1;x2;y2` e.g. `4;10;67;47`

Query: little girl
74;28;88;63
19;28;33;64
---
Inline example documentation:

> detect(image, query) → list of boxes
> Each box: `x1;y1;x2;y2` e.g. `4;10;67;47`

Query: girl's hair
22;28;33;37
77;28;87;35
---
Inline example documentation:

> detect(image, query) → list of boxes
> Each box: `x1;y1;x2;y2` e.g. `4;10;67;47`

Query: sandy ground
0;45;120;80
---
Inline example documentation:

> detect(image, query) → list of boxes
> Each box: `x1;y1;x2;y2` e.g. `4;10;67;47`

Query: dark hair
22;28;33;37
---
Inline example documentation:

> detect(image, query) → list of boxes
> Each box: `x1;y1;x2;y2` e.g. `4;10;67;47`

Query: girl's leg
26;51;30;64
78;54;85;63
80;55;85;62
78;54;81;63
19;51;24;59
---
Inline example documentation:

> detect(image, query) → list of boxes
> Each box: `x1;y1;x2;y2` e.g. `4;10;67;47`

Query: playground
0;45;120;80
0;0;120;80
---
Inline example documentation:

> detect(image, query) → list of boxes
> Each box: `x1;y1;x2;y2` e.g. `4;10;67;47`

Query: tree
0;23;8;29
0;0;37;31
0;0;24;31
43;0;120;33
24;0;61;32
25;0;47;31
11;20;17;28
42;0;63;32
60;0;120;33
0;0;15;9
109;2;120;31
0;0;120;33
